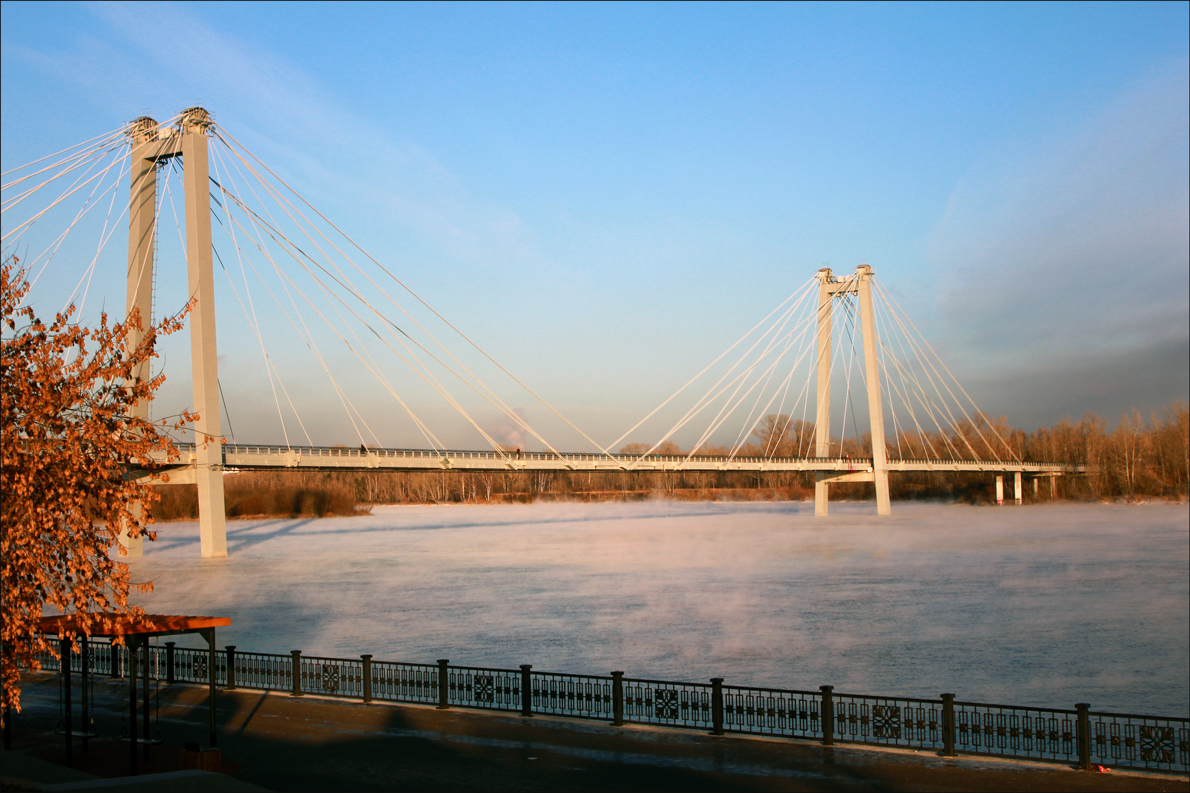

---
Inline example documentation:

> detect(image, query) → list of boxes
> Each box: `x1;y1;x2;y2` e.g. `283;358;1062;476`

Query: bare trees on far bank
150;401;1188;519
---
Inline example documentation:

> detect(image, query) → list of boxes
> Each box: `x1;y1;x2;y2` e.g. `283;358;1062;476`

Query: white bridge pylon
814;265;889;516
123;109;227;559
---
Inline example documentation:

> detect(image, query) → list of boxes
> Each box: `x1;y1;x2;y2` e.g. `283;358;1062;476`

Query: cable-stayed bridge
2;108;1088;559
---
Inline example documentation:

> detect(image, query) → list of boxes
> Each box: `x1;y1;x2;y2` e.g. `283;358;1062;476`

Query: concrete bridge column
1014;471;1022;505
181;108;228;558
856;266;890;516
995;475;1004;505
814;269;833;517
118;117;161;558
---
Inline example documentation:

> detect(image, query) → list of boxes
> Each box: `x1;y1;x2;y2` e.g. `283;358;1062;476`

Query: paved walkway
8;673;1188;792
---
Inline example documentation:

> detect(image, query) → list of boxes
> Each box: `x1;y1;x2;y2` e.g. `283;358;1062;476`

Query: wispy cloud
19;2;539;269
928;59;1189;422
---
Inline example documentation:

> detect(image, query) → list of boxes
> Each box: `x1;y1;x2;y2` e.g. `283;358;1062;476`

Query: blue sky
2;2;1187;450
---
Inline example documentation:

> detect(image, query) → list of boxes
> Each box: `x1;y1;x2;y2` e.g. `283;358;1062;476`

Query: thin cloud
928;59;1189;424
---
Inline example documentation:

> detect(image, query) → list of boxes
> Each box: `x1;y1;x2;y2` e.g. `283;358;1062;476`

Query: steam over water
129;501;1189;716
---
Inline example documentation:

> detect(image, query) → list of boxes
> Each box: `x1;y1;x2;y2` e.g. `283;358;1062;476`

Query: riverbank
8;673;1187;792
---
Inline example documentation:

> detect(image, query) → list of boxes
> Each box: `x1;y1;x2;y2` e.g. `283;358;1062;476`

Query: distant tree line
153;400;1188;519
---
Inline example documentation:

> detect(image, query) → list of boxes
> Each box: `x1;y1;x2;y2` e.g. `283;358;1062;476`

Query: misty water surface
127;501;1189;715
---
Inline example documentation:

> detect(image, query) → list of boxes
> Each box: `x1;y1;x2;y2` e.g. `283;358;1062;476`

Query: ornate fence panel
370;661;440;705
171;646;219;684
832;693;943;751
1089;711;1189;774
623;678;714;730
447;665;521;712
722;685;822;739
531;672;613;720
234;652;292;692
298;655;364;698
953;701;1078;765
32;647;56;671
92;641;121;677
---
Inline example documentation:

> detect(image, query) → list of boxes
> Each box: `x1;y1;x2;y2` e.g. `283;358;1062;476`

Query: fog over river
127;501;1189;715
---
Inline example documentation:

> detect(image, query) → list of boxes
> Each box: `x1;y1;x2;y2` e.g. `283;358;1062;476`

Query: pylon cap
127;116;160;144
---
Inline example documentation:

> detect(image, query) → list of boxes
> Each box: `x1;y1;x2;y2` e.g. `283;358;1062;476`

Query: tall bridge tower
814;265;891;517
124;109;227;558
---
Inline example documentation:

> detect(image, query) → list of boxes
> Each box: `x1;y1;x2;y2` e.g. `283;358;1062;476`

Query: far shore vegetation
153;401;1189;520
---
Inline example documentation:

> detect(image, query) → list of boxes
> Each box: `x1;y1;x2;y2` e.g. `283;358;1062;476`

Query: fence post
225;646;236;690
290;651;302;697
1076;703;1091;770
611;671;624;726
361;655;372;704
710;678;725;735
820;685;834;746
436;659;450;709
165;642;175;685
941;694;955;757
520;665;533;718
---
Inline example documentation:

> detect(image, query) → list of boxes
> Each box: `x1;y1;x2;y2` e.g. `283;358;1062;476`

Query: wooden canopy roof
39;613;230;638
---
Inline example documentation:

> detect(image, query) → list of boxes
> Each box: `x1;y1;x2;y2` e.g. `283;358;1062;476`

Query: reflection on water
130;500;1190;715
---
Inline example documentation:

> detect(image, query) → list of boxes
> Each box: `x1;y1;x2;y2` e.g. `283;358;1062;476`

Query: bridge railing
161;442;1084;472
32;641;1185;775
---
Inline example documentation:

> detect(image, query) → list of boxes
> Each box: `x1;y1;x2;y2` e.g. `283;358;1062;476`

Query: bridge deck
145;443;1086;477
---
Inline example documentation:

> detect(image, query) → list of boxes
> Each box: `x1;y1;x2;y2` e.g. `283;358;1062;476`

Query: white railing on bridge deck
146;443;1087;475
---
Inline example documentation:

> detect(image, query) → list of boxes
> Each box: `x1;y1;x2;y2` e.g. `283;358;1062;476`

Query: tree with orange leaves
1;257;193;716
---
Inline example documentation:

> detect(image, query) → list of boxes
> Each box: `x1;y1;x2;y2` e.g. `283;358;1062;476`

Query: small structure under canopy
38;612;230;775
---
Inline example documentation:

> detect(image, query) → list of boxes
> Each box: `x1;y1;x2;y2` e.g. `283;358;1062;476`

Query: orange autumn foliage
1;258;193;716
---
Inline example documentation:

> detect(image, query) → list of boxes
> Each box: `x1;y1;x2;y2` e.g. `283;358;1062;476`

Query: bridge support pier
181;109;228;558
814;266;890;516
856;267;891;516
118;118;159;558
123;110;227;558
995;475;1004;505
814;271;833;516
1014;471;1022;505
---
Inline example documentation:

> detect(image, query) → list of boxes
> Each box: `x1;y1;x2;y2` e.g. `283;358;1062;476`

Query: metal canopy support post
80;634;89;752
142;642;151;761
856;266;891;516
814;269;833;516
180;109;228;559
128;637;139;776
200;628;218;747
60;638;72;768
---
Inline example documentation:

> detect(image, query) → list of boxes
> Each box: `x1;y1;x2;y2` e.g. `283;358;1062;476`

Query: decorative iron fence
623;677;715;731
31;642;1188;775
722;683;821;740
832;690;944;752
368;659;439;705
531;671;613;720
